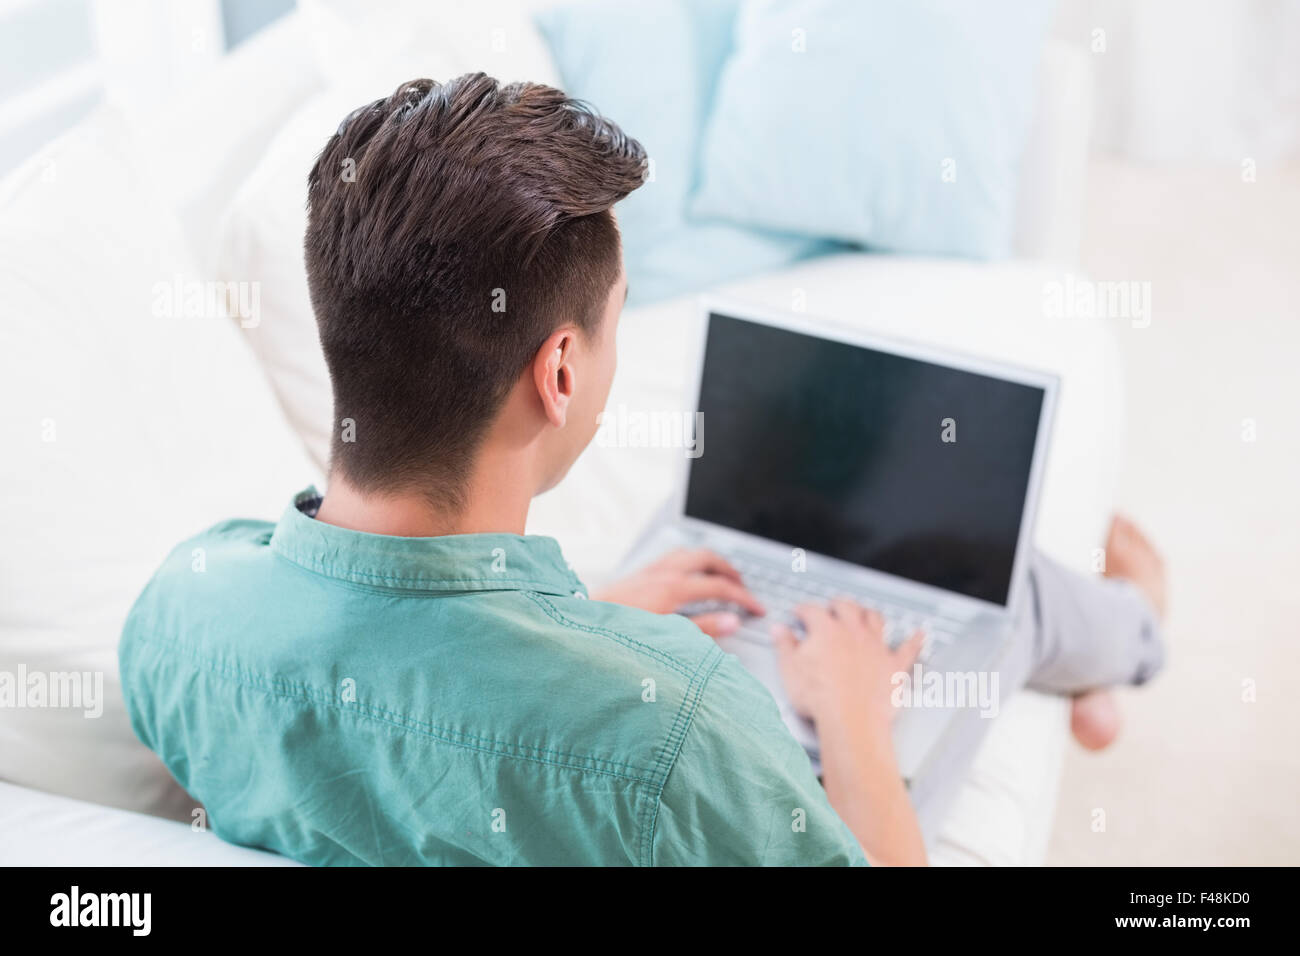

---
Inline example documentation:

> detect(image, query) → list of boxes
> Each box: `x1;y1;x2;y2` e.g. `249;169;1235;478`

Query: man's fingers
690;611;742;639
676;573;765;616
659;548;743;583
771;623;799;663
829;597;863;622
862;606;885;637
793;601;833;632
894;628;926;671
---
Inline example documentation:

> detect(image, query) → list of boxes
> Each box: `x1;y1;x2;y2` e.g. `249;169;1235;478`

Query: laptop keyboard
692;553;962;662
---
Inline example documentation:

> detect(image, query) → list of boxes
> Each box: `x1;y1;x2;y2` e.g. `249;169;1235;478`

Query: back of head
304;74;646;509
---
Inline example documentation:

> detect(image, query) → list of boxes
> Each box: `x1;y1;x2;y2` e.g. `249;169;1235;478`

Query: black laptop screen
683;313;1046;606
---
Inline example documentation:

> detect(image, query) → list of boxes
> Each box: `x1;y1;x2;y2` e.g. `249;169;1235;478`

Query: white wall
1053;0;1300;164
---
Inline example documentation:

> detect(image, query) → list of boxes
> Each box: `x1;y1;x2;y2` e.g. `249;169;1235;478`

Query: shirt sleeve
651;653;869;866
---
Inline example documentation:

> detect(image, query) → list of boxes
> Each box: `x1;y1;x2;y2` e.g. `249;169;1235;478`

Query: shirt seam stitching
523;591;695;679
640;646;724;867
128;634;659;783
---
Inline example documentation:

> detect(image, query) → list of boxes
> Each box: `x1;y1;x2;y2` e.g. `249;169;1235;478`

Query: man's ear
532;327;578;428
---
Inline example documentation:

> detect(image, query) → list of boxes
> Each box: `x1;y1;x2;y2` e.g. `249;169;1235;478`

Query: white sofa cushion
0;781;301;866
0;112;320;818
300;0;561;96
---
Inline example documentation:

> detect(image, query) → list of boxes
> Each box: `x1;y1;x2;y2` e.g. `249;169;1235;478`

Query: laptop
621;298;1058;784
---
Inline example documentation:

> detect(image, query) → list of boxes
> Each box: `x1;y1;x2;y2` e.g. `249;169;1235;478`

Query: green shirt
120;488;866;866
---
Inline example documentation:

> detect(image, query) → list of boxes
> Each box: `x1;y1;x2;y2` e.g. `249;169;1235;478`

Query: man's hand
772;599;928;866
591;549;765;638
773;599;925;735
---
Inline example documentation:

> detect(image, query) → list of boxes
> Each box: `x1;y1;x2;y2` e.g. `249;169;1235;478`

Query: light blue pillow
691;0;1056;259
535;0;837;306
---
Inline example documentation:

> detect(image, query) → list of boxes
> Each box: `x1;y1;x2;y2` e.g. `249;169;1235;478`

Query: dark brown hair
305;74;646;506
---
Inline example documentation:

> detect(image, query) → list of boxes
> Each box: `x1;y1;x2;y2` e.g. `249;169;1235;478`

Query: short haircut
304;74;646;507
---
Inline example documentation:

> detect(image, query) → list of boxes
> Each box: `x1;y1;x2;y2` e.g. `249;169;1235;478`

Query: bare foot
1103;515;1167;620
1070;688;1122;750
1068;516;1166;751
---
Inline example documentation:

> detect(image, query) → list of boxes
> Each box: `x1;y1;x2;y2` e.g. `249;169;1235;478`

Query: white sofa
0;5;1106;866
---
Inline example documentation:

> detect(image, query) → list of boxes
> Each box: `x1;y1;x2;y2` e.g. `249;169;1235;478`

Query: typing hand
591;549;765;638
773;599;925;735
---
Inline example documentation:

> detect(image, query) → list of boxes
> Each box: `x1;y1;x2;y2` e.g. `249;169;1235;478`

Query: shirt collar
269;487;588;598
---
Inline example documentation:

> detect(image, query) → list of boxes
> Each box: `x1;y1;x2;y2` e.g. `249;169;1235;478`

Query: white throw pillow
0;111;320;818
218;1;562;469
301;0;561;97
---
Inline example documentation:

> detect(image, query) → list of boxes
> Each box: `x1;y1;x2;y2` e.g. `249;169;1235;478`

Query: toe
1071;689;1123;751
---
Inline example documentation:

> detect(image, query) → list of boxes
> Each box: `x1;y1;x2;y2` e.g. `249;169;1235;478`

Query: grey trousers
908;549;1165;835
